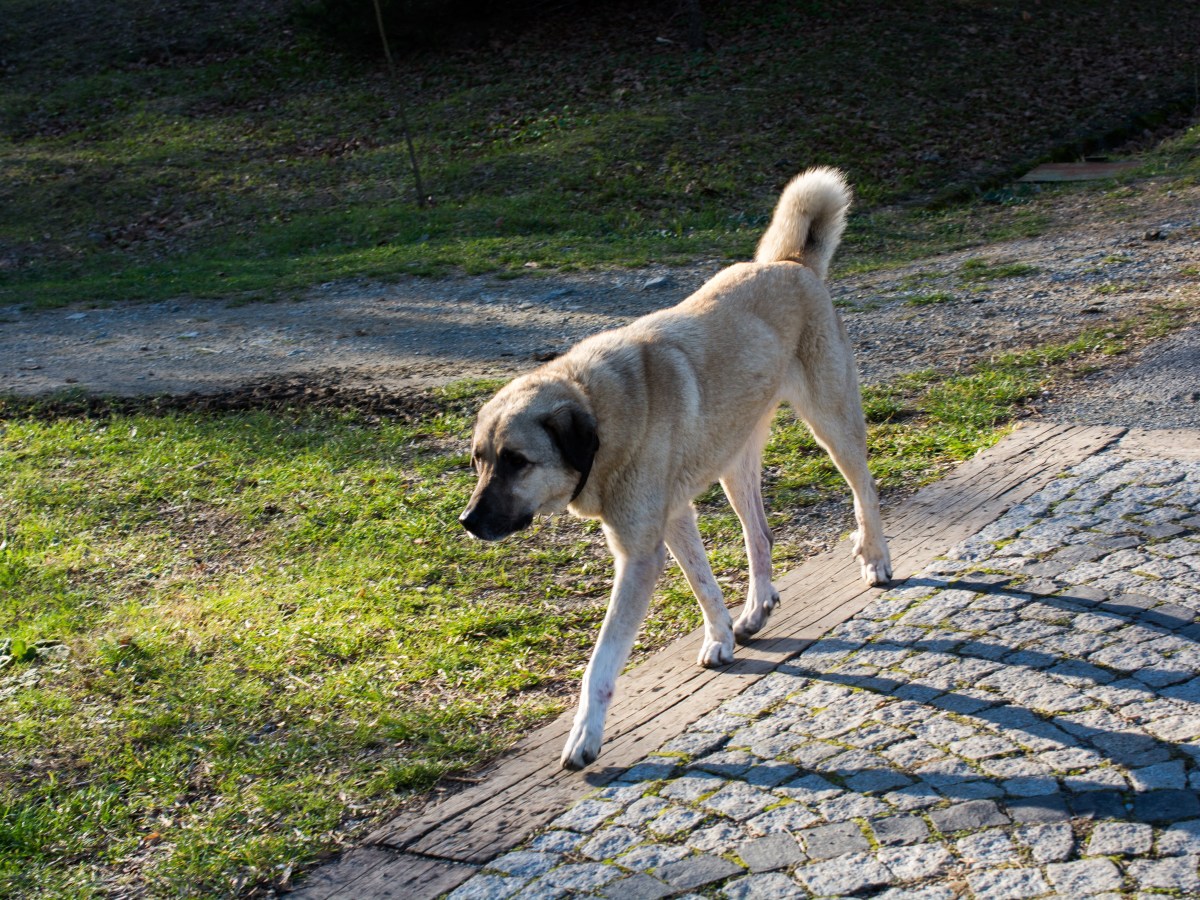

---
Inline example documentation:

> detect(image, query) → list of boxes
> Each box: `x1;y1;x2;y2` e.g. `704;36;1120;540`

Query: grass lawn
2;303;1194;895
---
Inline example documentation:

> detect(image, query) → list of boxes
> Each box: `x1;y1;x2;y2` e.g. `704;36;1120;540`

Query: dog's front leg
561;541;665;770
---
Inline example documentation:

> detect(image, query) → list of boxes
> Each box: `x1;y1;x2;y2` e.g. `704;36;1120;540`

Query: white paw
560;719;603;770
697;635;735;668
733;587;779;644
859;550;893;586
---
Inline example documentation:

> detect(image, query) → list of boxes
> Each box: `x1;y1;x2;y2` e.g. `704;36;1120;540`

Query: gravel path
2;178;1197;420
440;434;1200;900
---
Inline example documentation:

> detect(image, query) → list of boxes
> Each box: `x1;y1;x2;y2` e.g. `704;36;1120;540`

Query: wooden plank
287;849;475;900
355;424;1122;870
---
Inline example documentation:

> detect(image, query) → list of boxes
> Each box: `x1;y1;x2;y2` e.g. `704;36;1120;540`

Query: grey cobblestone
444;451;1200;900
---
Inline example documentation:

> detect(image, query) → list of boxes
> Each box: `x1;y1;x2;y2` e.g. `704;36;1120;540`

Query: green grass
4;302;1187;895
2;0;1198;307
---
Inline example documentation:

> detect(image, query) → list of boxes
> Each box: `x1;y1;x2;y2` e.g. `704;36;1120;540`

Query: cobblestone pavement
441;445;1200;899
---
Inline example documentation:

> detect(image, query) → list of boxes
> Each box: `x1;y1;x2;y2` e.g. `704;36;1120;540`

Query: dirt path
2;179;1197;401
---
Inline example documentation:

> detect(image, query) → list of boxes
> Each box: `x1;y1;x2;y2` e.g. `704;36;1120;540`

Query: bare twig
371;0;429;207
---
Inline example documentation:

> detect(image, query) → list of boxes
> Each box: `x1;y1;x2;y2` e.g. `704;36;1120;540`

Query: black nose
459;505;499;540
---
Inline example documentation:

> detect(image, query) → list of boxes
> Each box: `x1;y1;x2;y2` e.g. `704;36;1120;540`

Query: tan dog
460;168;891;769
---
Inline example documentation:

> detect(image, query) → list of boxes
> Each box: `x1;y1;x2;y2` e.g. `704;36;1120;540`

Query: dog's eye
498;449;531;471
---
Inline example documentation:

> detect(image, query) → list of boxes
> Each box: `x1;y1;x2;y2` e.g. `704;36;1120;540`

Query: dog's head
459;379;599;541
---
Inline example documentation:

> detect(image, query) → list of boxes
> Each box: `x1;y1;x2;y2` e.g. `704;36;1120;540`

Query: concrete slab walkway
292;424;1200;899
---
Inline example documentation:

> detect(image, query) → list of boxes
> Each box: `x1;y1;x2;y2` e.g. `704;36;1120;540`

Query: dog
459;168;891;770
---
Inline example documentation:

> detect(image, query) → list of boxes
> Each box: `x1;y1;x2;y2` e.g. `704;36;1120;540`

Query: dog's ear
542;403;599;485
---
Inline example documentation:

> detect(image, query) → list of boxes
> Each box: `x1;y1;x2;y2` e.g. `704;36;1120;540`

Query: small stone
1132;789;1200;823
1007;794;1070;823
965;867;1051;900
1127;855;1200;891
955;829;1018;867
1045;858;1122;894
446;874;529;900
876;842;952;882
701;781;776;821
581;826;642;861
795;850;894;895
658;854;743;890
550;798;618;832
1159;819;1200;856
870;815;930;846
736;833;806;873
721;871;808;899
1013;822;1074;862
487;851;560;878
1129;760;1187;791
800;821;869;859
600;873;675;900
1086;821;1153;856
535;862;621;893
929;799;1009;833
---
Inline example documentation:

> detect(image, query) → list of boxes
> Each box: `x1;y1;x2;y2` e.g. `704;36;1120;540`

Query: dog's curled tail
754;166;851;281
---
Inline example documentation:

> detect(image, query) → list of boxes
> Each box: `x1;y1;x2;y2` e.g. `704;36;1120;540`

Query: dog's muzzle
458;503;532;541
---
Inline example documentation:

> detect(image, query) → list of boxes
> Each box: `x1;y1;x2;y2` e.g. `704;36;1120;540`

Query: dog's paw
697;635;734;668
560;721;603;770
859;550;893;586
733;588;780;644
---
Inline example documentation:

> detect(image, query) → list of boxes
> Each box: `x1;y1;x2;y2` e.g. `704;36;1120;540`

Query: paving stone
955;828;1019;867
1086;821;1153;856
870;815;930;846
875;886;958;900
1045;857;1123;894
1132;789;1200;823
648;804;710;837
817;792;889;821
965;867;1052;900
600;873;676;900
1127;854;1200;891
742;762;798;788
528;830;585;853
1158;819;1200;856
1128;760;1188;791
1013;822;1074;863
720;871;808;900
657;854;744;890
446;874;529;900
929;799;1009;833
686;822;745;854
795;850;895;895
487;851;561;878
800;821;869;859
744;802;821;836
618;844;693;873
581;826;642;861
535;862;622;893
773;772;842;802
1006;794;1071;823
877;842;952;882
1068;790;1129;820
614;796;672;828
701;781;776;821
659;771;726;802
844;768;913;794
735;833;806;873
616;761;681;783
549;796;621;832
884;783;943;811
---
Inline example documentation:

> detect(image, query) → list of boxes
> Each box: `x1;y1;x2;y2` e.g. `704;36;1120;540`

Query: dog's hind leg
665;507;735;667
789;364;892;586
561;538;665;770
721;420;781;643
